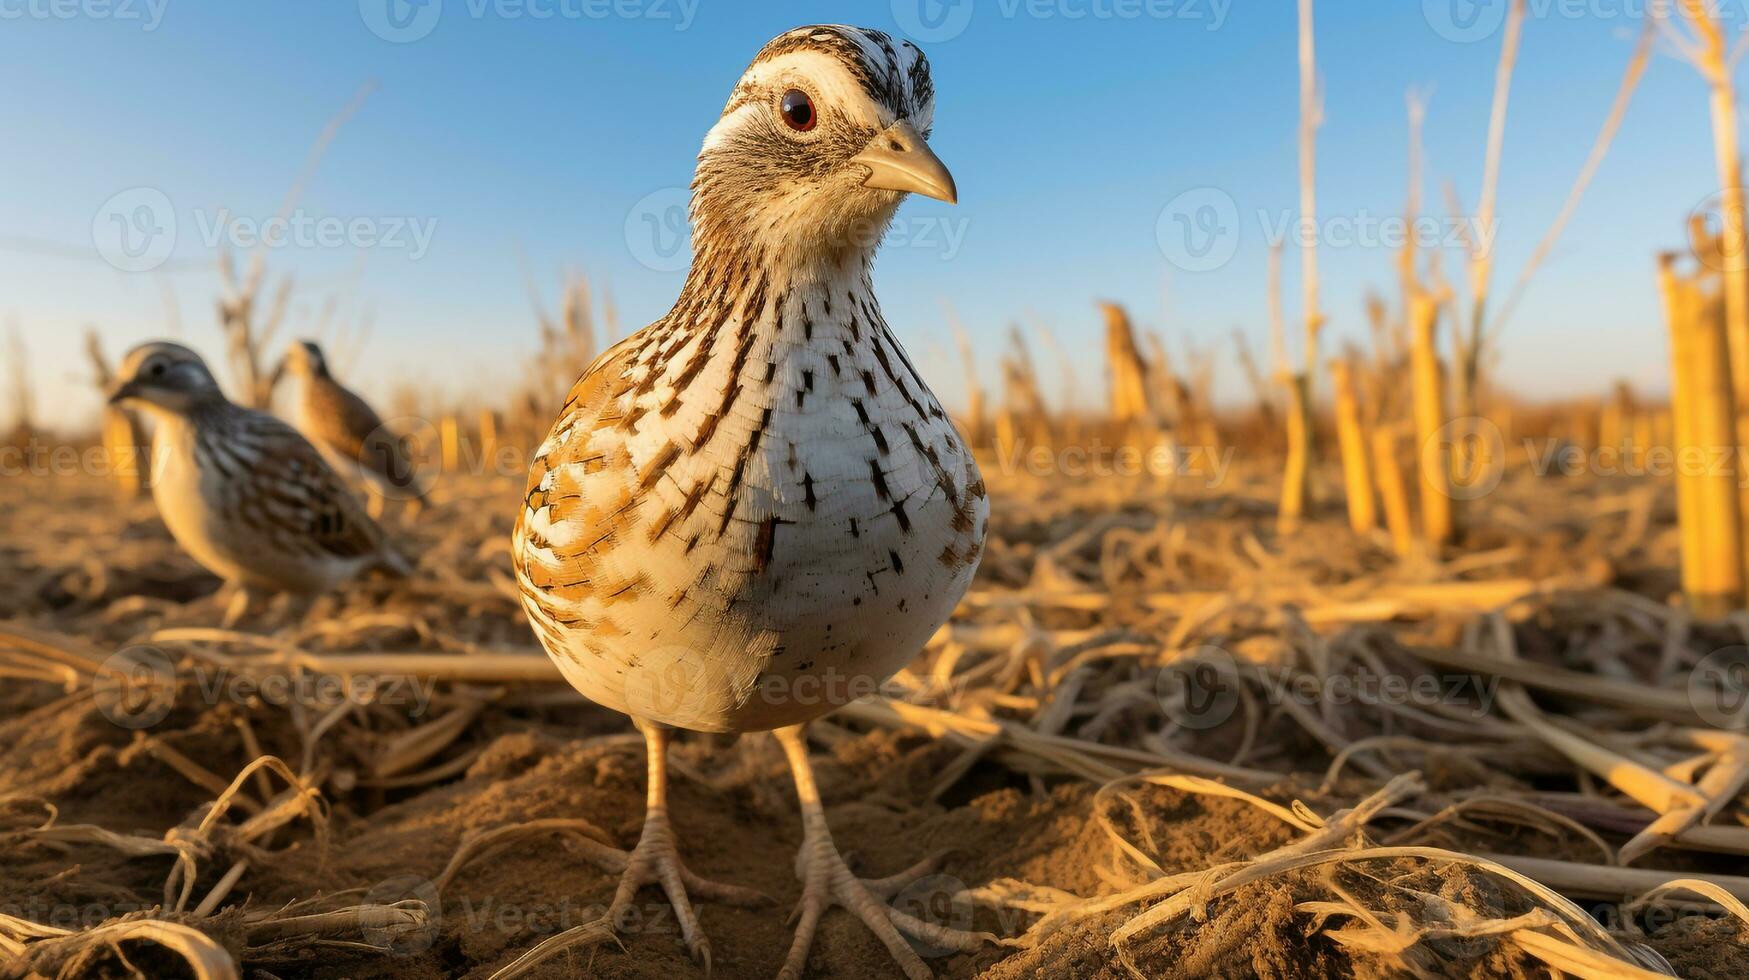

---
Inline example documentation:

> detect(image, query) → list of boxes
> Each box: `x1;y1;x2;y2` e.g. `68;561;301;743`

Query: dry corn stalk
1101;302;1154;427
84;330;148;498
1278;0;1324;534
1668;1;1749;515
1372;424;1415;557
1659;251;1745;616
1451;0;1525;427
1410;290;1454;546
1330;357;1376;535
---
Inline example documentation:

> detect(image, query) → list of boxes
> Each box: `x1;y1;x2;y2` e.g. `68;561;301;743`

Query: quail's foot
581;724;768;974
779;829;984;980
589;804;769;973
775;726;990;980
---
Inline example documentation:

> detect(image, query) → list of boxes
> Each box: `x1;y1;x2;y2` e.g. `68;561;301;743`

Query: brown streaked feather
230;412;396;565
303;375;422;498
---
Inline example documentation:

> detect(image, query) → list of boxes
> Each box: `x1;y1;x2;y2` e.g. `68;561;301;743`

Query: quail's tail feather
375;543;415;579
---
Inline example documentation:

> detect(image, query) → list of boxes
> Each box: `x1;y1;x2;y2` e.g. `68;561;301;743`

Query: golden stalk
1101;302;1154;428
1411;291;1454;547
1278;0;1323;534
84;330;148;499
1659;253;1745;616
1330;357;1376;535
1371;424;1416;557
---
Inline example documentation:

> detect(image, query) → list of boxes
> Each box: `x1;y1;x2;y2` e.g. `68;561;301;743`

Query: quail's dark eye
780;89;816;132
146;362;167;379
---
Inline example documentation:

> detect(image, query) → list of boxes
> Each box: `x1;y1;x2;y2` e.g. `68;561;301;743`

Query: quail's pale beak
851;120;957;204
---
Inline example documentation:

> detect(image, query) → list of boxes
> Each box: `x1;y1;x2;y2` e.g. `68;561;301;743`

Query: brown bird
286;339;428;517
512;25;987;979
108;341;411;625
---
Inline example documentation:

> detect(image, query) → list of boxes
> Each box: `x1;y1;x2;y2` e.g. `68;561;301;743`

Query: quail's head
691;25;955;269
286;340;329;378
109;341;223;414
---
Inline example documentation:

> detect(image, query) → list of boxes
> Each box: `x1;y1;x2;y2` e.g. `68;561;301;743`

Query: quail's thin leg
774;725;988;980
219;584;253;630
594;720;768;973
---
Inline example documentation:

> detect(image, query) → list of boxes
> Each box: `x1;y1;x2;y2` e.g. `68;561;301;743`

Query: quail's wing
512;335;643;643
229;410;391;561
307;380;416;488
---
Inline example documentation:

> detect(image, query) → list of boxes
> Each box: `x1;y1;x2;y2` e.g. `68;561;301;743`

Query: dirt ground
4;460;1749;979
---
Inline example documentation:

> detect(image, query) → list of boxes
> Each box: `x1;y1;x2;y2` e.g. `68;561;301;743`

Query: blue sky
0;0;1730;431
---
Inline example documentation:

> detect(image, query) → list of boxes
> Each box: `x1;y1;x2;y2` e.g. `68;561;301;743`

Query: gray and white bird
109;341;410;624
513;25;987;979
285;339;429;517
